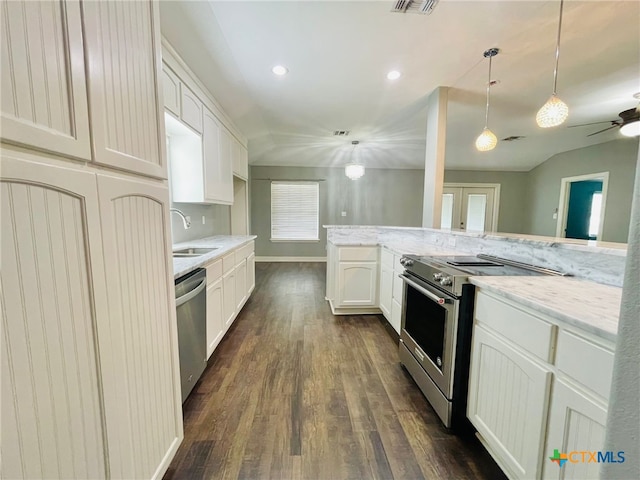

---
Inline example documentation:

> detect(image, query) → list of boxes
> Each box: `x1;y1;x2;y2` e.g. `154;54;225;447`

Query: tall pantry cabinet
1;2;182;479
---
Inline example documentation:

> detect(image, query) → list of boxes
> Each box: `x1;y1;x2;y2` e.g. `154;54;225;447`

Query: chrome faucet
170;208;191;229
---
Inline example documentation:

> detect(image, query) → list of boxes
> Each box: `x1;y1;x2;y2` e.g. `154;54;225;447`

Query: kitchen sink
172;247;218;257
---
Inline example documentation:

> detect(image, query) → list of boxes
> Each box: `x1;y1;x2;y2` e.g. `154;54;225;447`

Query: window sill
270;238;320;243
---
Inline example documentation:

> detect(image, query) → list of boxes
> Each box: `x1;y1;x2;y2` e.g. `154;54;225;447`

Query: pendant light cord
484;54;493;128
552;0;564;95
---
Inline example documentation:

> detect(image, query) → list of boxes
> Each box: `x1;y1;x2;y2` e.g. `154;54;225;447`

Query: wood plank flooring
164;262;506;480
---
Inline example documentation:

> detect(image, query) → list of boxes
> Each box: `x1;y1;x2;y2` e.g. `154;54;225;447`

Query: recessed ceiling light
387;70;401;80
272;65;288;76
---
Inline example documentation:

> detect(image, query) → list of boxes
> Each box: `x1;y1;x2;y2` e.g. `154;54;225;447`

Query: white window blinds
271;181;319;241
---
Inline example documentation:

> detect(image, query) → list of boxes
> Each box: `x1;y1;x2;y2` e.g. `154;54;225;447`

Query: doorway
441;184;500;232
556;172;609;240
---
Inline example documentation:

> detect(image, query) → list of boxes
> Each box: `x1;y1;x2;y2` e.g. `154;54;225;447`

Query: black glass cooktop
441;256;503;267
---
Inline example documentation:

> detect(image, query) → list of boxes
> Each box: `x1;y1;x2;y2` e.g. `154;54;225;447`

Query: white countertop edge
172;235;257;279
469;277;619;343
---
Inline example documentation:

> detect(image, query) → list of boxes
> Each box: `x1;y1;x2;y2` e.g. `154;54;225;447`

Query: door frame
443;183;501;232
555;172;609;239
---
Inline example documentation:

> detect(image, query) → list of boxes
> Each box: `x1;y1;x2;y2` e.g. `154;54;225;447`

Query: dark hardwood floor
164;262;505;480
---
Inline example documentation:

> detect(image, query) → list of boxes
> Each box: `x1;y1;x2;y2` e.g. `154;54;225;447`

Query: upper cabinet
0;0;91;161
162;53;241;205
82;0;167;179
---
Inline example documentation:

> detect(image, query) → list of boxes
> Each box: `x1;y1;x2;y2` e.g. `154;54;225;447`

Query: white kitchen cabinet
1;0;91;161
83;0;167;179
235;258;248;311
204;108;233;204
162;66;181;116
206;279;225;359
180;84;203;134
247;252;256;294
232;138;249;180
96;173;182;479
1;154;108;479
468;324;553;480
391;298;402;334
379;265;393;319
223;269;237;328
543;379;607;480
337;263;378;307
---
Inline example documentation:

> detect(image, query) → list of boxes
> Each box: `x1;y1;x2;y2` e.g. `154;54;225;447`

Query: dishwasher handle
176;278;206;307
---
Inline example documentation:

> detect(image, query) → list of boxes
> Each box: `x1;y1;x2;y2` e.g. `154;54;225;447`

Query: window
271;181;319;241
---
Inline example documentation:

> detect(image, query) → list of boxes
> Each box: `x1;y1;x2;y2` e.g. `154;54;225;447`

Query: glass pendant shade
620;120;640;137
475;128;498;151
345;163;365;180
536;94;569;128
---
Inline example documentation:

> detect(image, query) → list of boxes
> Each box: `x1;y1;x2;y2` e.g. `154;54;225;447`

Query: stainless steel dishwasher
175;268;207;403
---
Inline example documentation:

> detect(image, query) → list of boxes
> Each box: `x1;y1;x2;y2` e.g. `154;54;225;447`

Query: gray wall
443;170;529;234
525;139;638;243
170;202;231;244
250;166;424;257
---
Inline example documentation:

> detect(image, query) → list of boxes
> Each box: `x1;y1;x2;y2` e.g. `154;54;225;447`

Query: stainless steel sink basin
172;247;218;258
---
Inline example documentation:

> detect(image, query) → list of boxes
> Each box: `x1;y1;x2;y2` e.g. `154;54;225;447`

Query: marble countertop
172;235;256;279
469;276;621;342
327;237;460;256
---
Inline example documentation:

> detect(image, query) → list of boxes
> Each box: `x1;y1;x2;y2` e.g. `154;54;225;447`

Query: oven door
400;273;459;399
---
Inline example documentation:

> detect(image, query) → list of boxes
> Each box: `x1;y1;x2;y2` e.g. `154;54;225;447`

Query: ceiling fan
569;96;640;137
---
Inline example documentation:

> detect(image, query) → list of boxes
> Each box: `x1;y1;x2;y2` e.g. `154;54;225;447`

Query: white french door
441;185;498;232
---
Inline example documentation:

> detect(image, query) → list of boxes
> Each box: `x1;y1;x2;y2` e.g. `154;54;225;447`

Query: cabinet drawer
392;273;403;301
205;259;222;285
381;248;394;269
235;241;255;264
338;246;377;262
556;330;614;400
223;252;236;274
475;292;556;363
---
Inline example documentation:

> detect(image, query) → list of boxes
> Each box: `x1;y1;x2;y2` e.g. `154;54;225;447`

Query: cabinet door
1;155;107;479
390;299;402;335
82;0;167;179
325;242;336;301
235;259;248;311
337;262;378;307
1;0;91;160
218;127;234;203
232;139;248;180
206;279;224;359
96;174;182;479
379;266;393;319
247;253;256;295
203;108;232;204
543;379;607;480
468;325;552;480
223;270;236;328
162;65;180;116
180;84;202;133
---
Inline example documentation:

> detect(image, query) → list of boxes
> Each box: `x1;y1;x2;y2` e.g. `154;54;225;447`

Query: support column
601;139;640;479
422;86;448;228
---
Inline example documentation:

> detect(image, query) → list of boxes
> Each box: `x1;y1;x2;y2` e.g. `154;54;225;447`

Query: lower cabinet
337;262;378;307
379;265;393;318
235;258;247;311
206;279;224;358
223;269;236;328
469;290;615;480
247;253;256;294
468;325;552;479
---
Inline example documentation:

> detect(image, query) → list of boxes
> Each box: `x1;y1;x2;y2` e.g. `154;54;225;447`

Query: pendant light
345;141;365;180
536;0;569;128
475;48;499;152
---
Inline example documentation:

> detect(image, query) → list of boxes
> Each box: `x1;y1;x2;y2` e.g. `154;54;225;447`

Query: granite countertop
172;235;257;279
469;276;621;342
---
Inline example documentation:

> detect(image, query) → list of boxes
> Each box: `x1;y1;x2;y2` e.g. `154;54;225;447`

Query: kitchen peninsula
325;224;623;480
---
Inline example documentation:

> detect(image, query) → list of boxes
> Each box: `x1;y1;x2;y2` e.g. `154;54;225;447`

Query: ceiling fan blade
568;120;617;128
587;125;619;137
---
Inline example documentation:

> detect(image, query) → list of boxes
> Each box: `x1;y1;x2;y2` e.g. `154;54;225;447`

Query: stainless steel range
398;254;567;431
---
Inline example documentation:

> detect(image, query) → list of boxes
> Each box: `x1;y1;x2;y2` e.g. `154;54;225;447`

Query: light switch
552;212;558;220
341;211;347;217
202;215;206;224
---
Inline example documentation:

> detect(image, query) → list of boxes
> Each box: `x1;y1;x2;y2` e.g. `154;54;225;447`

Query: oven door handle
400;274;452;305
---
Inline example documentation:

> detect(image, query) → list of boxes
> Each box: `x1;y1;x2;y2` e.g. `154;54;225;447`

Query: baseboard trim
255;256;327;262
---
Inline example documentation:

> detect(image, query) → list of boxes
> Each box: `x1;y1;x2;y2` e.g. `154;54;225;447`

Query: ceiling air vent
502;135;525;142
391;0;440;15
333;130;350;136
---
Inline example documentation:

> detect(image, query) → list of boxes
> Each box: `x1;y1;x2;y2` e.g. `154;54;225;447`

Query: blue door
565;180;603;240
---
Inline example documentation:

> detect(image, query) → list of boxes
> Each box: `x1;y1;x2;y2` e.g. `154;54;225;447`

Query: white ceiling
159;0;640;171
